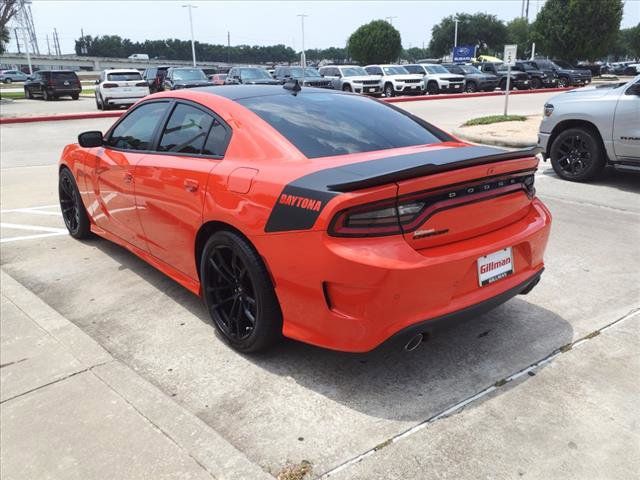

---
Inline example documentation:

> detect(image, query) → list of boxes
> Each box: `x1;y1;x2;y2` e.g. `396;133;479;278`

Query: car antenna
283;79;302;95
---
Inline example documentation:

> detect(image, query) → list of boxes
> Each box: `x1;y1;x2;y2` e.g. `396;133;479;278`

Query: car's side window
201;118;230;157
106;102;169;151
158;103;215;154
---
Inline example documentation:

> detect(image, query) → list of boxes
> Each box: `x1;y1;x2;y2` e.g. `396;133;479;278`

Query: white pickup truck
538;76;640;181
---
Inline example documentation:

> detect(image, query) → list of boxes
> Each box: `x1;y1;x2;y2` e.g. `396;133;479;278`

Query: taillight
102;83;118;88
135;82;148;87
329;172;536;237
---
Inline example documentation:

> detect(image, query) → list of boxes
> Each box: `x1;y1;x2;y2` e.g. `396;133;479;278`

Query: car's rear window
238;92;443;159
107;72;142;81
51;72;77;80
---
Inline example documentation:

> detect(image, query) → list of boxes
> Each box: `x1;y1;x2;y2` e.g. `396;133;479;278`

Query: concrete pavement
0;271;273;480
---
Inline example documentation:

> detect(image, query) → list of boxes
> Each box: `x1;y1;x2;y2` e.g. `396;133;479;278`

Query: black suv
225;67;280;85
524;60;591;88
475;62;530;90
142;66;170;93
273;66;332;88
24;70;82;101
163;67;212;90
512;61;557;89
441;64;499;92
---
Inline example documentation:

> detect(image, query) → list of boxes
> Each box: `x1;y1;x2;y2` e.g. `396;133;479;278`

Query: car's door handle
184;179;199;192
123;172;133;184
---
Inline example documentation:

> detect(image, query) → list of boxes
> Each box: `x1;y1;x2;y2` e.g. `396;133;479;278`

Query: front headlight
353;80;363;84
543;103;554;117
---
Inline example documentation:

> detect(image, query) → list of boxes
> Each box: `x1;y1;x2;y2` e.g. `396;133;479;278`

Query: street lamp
297;14;308;80
454;18;459;48
182;4;198;67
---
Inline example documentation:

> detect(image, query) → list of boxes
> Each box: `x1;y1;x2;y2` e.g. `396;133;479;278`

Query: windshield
553;60;574;69
424;65;449;74
382;66;409;75
240;68;271;80
459;65;482;74
288;67;321;77
107;72;142;81
173;69;207;81
341;66;368;77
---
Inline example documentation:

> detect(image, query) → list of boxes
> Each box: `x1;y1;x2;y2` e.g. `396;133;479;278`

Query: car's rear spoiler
325;145;540;192
265;145;540;232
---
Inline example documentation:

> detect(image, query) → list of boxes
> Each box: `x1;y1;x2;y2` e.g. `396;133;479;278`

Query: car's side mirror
78;131;103;148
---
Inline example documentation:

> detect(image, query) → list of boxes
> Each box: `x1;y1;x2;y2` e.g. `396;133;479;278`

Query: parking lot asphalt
1;94;639;478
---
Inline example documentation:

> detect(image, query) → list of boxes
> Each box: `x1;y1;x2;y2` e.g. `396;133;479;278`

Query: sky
6;0;640;55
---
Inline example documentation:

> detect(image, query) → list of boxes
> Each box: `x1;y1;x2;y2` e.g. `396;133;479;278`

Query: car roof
192;85;343;101
104;69;141;73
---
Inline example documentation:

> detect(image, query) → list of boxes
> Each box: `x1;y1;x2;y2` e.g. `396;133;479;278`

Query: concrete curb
0;269;273;480
451;127;538;148
383;87;573;104
0;88;574;124
0;111;123;125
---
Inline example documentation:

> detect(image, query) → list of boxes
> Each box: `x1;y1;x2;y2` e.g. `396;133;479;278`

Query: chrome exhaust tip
404;333;424;352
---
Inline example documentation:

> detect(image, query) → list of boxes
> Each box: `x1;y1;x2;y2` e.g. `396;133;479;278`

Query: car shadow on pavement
87;238;573;422
541;166;640;193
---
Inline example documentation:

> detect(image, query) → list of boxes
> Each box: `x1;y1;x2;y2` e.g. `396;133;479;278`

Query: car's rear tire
59;168;91;239
464;81;477;93
550;127;605;182
71;94;79;100
4;78;12;84
200;230;282;353
426;81;439;95
95;94;103;110
384;83;395;97
24;88;33;99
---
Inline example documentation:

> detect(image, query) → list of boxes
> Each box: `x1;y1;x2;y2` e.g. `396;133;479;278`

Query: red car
58;85;551;353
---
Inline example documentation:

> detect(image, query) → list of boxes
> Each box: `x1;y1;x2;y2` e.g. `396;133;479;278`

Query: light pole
454;18;459;48
297;14;308;80
183;4;198;67
16;28;32;74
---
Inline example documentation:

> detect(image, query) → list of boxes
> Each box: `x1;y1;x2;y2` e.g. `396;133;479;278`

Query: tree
614;25;640;60
429;13;508;58
347;20;402;64
531;0;623;61
506;17;531;58
0;0;18;54
402;47;431;62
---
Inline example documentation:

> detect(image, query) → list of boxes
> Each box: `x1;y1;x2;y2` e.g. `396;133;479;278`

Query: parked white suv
364;64;424;97
95;69;150;110
318;65;383;96
404;64;465;95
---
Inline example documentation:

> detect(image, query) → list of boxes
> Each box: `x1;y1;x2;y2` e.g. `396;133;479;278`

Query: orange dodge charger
58;84;551;353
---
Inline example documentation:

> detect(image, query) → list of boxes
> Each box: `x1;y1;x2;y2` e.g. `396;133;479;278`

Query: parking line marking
0;232;67;244
1;223;67;233
1;208;62;216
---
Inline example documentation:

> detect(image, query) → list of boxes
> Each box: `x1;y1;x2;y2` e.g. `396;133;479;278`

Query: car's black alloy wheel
59;169;91;238
530;77;542;90
384;83;395;97
201;231;282;353
427;81;439;95
558;76;569;88
465;81;477;93
550;127;605;182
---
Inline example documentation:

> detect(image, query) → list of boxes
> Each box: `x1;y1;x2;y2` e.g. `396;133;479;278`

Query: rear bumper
104;95;147;105
382;268;543;351
255;198;552;352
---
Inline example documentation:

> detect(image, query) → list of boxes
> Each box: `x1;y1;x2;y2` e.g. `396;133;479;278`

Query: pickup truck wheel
557;76;569;88
464;81;477;93
426;81;439;95
384;83;395;97
550;128;605;182
201;231;282;353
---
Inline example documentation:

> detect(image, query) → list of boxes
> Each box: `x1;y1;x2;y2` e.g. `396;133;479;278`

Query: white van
128;53;150;60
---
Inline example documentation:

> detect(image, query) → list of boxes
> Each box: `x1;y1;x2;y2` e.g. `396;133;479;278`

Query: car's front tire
464;81;477;93
4;78;12;84
557;76;570;88
200;230;282;353
530;77;542;90
426;81;439;95
59;168;91;239
384;83;395;98
550;127;605;182
71;94;79;100
24;88;33;99
43;89;51;101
